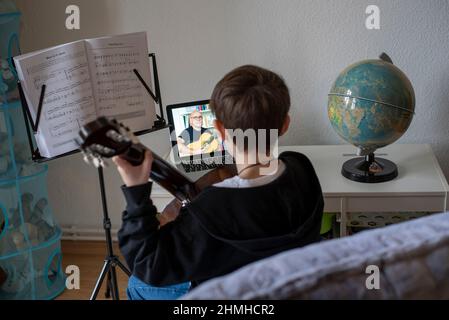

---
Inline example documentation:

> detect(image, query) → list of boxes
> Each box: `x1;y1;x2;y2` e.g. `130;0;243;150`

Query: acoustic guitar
77;117;236;210
186;132;219;154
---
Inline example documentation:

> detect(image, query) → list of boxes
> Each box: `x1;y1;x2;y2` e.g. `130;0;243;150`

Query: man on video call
177;110;217;155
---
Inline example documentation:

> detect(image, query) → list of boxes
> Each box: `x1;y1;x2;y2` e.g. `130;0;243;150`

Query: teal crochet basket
0;4;65;300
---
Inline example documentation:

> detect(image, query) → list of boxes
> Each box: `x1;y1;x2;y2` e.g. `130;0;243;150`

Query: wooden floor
56;240;129;300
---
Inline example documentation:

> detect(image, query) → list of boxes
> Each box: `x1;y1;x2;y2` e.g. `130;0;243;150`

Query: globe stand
342;153;398;183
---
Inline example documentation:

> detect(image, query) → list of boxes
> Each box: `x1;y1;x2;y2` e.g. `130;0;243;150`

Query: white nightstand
151;144;449;237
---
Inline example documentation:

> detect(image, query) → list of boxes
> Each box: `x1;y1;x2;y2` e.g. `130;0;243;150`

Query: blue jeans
126;275;191;300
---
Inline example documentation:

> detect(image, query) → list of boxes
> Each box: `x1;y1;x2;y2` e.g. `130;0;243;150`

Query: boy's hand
113;150;153;187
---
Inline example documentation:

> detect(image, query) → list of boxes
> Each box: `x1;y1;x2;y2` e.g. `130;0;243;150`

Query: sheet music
13;32;156;158
14;41;97;158
86;32;156;133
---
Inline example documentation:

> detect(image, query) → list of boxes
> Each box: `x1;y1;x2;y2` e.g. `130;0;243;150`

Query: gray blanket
183;212;449;299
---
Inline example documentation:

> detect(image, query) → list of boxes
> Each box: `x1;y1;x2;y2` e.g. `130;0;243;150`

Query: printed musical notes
14;32;156;158
90;49;144;109
14;40;97;157
86;32;155;133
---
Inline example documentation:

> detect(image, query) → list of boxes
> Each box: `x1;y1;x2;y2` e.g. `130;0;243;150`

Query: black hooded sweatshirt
118;151;324;287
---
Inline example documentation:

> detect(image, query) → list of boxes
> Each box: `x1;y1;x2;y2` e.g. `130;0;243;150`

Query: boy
114;65;324;300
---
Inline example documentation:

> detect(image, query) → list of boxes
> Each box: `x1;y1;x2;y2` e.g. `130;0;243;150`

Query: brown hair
210;65;290;151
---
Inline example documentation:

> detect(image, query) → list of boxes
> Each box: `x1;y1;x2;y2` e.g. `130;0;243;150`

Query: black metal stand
90;166;131;300
15;53;167;300
134;53;166;128
342;152;398;183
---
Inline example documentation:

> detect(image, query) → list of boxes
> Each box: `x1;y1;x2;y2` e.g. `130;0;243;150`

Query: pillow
183;212;449;299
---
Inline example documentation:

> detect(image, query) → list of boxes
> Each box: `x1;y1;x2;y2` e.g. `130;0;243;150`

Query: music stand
15;53;167;300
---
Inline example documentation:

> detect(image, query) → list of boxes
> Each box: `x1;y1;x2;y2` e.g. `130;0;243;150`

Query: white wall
13;0;449;232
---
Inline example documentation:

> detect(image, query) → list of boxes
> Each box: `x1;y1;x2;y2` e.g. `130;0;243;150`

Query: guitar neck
121;143;198;203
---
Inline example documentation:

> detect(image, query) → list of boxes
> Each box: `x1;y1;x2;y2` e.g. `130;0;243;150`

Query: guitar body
186;132;219;154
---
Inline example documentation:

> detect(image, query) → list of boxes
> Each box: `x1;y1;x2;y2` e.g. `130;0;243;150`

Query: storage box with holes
0;168;65;299
345;211;432;233
0;6;65;299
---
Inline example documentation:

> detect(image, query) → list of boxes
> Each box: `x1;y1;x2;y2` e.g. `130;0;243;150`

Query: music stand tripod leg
89;167;132;300
105;258;130;299
109;264;120;300
115;258;132;277
90;259;112;300
90;258;125;300
105;272;112;298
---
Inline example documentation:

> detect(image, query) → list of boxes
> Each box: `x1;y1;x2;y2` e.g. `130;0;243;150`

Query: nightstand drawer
345;195;447;212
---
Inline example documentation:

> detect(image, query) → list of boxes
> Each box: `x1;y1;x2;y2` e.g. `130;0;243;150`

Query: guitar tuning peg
82;152;93;165
103;146;115;156
93;144;105;155
106;129;131;144
92;156;101;168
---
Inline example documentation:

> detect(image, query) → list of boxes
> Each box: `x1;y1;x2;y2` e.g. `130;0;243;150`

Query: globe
327;54;415;182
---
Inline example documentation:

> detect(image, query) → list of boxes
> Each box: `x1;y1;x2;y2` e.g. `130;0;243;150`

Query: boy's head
210;65;291;154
